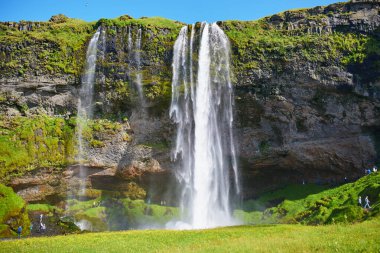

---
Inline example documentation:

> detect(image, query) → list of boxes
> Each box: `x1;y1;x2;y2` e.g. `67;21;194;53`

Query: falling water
169;23;239;229
135;28;145;105
128;27;145;106
76;27;101;194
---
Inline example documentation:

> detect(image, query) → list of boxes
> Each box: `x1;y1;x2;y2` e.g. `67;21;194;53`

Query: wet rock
17;185;56;202
10;169;68;203
117;145;163;180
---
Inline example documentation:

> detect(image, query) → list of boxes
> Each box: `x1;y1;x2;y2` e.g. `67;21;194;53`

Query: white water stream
76;28;101;194
169;23;239;229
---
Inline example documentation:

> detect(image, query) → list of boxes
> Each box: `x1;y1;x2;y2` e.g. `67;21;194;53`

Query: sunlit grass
2;219;379;252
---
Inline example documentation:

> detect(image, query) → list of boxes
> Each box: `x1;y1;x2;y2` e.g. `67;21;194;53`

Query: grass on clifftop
221;19;380;85
97;16;183;31
0;18;94;76
1;219;379;253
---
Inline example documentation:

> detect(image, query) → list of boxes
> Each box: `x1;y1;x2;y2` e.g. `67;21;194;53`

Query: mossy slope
0;183;30;237
236;173;380;225
0;115;76;181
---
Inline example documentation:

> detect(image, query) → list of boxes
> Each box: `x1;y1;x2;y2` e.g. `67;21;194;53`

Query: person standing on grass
17;226;22;238
364;196;371;209
358;196;362;207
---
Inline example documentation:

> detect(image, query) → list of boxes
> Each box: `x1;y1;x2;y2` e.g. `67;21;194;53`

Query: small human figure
17;226;22;238
40;223;46;233
373;166;378;173
358;196;362;207
364;196;371;209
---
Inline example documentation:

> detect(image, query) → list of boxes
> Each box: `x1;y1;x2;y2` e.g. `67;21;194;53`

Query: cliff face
0;2;379;202
221;2;380;197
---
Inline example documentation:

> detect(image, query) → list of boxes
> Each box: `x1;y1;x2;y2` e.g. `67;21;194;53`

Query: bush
49;14;69;23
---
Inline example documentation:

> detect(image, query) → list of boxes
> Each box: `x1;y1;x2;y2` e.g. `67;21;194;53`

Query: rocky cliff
221;1;380;197
0;1;379;204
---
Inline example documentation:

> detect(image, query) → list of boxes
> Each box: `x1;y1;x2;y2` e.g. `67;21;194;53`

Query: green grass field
1;218;379;253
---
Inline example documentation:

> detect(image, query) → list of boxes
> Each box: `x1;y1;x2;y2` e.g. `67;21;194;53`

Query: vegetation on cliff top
1;2;379;102
0;15;182;80
0;17;95;77
97;16;183;32
221;19;380;86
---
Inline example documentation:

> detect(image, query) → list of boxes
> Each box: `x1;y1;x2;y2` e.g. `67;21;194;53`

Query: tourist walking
364;196;371;209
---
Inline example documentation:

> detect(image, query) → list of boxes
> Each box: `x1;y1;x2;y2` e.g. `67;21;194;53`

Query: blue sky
0;0;341;23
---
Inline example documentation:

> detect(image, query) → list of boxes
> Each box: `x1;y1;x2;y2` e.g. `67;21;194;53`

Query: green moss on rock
0;115;76;181
26;203;63;214
122;182;146;200
0;18;95;78
0;184;30;237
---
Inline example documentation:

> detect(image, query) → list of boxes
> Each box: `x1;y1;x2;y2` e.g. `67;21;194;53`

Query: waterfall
169;23;239;229
75;27;101;194
128;26;145;107
135;28;145;105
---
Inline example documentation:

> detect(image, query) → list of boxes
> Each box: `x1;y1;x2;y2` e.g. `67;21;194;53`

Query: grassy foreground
1;219;379;253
